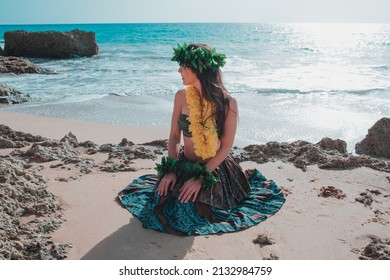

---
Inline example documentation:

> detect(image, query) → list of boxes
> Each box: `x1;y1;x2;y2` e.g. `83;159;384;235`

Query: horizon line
1;21;390;26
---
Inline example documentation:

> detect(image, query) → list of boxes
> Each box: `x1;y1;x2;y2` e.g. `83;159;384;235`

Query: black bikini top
178;114;192;137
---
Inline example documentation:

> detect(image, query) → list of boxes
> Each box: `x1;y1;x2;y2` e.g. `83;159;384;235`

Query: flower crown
171;43;226;73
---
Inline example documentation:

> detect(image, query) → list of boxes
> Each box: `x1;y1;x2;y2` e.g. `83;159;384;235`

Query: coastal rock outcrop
0;56;54;75
317;137;347;154
4;29;99;58
0;156;68;259
0;83;33;105
355;118;390;159
238;137;390;173
22;139;80;163
0;46;4;56
0;124;46;148
360;237;390;260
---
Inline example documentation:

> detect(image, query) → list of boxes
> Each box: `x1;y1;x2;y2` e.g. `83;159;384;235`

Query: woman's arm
158;90;183;196
205;96;238;172
167;90;184;159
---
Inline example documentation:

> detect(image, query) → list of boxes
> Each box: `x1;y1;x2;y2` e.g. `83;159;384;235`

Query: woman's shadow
81;218;195;260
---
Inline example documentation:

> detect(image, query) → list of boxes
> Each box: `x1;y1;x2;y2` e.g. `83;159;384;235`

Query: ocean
1;23;389;150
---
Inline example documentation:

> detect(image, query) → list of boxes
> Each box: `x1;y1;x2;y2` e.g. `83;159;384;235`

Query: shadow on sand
81;218;194;260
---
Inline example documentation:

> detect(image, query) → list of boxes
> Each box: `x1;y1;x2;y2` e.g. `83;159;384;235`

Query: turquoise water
1;23;389;149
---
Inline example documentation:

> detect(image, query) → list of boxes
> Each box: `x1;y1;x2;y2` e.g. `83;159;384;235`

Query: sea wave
254;88;316;95
239;87;390;96
335;87;390;95
370;65;390;71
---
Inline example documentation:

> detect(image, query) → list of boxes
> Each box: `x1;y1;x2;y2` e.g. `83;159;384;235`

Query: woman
117;43;285;235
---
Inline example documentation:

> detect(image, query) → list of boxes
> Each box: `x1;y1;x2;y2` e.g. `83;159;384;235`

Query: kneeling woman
117;43;285;235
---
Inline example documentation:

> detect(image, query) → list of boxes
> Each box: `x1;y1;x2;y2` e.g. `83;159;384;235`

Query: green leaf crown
171;43;227;73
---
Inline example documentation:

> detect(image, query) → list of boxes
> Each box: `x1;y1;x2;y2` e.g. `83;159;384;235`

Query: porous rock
0;124;46;148
0;83;33;105
239;137;390;173
0;156;68;259
355;118;390;159
4;29;99;58
0;56;53;75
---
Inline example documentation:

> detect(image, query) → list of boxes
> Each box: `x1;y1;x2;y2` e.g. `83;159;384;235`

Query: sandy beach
1;111;389;260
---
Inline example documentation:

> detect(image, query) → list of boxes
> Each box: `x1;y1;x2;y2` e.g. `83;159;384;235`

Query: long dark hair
187;44;232;138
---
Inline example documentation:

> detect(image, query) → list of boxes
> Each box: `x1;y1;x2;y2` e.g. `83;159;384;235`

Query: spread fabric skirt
117;154;285;235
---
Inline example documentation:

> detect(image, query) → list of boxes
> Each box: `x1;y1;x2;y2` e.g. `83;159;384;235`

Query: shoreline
0;111;169;145
0;109;259;148
1;111;389;260
1;91;386;151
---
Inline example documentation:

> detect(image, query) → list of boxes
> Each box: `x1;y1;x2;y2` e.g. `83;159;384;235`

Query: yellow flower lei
186;85;219;160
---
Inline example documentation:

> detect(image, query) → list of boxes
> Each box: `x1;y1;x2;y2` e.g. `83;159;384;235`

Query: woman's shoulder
176;88;186;95
175;89;187;101
173;89;186;106
226;95;238;109
175;89;186;99
226;94;236;102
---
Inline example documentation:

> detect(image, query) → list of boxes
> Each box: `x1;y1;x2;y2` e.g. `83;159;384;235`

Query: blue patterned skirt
117;155;285;235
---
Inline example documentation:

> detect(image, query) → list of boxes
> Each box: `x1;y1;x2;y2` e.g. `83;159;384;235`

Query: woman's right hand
157;172;177;196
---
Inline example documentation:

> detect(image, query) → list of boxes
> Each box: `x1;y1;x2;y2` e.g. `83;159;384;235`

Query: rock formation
0;56;53;75
355;118;390;159
0;155;68;260
237;137;389;173
4;29;99;58
0;83;33;105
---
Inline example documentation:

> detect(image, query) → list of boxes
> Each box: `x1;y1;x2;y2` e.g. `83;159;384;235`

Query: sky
0;0;389;24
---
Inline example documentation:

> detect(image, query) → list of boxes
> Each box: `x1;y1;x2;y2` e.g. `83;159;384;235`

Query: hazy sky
1;0;389;24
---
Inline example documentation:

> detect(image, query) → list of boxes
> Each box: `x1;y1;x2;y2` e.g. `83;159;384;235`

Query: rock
252;234;274;247
79;140;97;148
239;139;390;173
0;56;53;75
4;29;99;58
118;138;134;147
79;140;99;155
60;132;78;148
0;83;33;105
318;186;346;199
23;144;59;162
0;46;4;56
242;141;296;164
318;155;372;170
99;164;137;173
79;159;95;174
317;137;347;154
108;145;157;161
142;139;169;150
133;146;157;160
100;144;114;153
355;192;374;207
290;144;325;171
355;118;390;158
263;253;280;260
0;124;46;148
359;237;390;260
22;140;79;163
0;156;68;259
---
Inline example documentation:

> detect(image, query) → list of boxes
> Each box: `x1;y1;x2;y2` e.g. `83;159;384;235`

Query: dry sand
1;111;389;260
